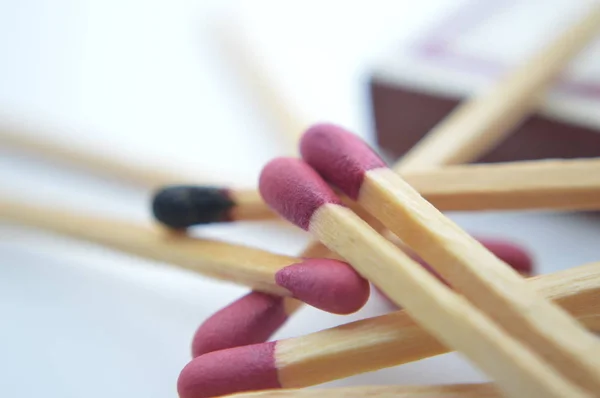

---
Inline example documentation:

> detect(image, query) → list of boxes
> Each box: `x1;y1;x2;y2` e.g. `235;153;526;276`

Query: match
257;157;590;397
178;261;600;397
190;235;533;356
0;200;368;314
152;158;600;227
300;124;600;393
219;383;502;398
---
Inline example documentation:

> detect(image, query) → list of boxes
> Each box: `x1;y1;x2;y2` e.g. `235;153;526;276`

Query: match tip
377;236;535;307
479;238;535;276
178;342;280;398
191;292;287;357
151;186;234;228
300;123;386;199
276;258;370;314
259;157;342;230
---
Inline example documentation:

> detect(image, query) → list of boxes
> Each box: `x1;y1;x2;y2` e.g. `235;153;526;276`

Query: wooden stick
221;383;502;397
181;262;600;394
0;200;292;295
312;208;586;397
404;158;600;211
248;262;600;389
396;5;600;172
227;189;277;221
215;20;308;155
301;126;600;393
155;158;600;227
361;170;600;393
0;200;366;315
0;121;214;189
260;159;589;398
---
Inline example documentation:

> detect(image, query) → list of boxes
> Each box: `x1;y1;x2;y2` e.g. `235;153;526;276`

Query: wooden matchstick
228;189;278;221
404;158;600;211
396;5;600;172
301;124;600;393
220;383;502;398
179;261;600;395
215;20;308;155
257;158;587;398
0;122;208;189
0;200;369;314
190;234;533;358
152;158;600;227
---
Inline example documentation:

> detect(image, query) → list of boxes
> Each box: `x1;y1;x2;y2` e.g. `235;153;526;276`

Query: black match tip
151;186;235;228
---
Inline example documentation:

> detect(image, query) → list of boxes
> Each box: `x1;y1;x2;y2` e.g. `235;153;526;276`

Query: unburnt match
0;200;368;315
256;157;588;397
219;383;502;398
190;236;533;356
300;124;600;393
178;262;600;398
190;241;329;356
0;121;212;189
405;158;600;212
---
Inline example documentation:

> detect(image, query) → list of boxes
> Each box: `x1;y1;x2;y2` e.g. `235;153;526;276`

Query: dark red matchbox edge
370;80;600;165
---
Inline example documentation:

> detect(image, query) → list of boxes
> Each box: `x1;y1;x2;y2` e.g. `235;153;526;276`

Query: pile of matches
2;5;600;398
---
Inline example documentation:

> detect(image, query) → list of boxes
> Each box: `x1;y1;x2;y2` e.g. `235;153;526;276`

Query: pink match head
478;237;534;276
376;236;534;307
259;157;342;230
276;258;370;314
191;292;287;357
178;342;280;398
300;123;387;199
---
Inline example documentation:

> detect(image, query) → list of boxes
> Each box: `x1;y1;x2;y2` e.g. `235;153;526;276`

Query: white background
1;1;599;397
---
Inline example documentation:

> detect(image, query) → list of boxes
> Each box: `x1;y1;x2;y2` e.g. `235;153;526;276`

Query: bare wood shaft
274;263;600;388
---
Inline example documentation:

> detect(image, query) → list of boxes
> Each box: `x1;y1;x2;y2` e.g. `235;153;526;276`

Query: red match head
259;157;342;230
477;237;534;276
277;259;370;314
300;123;387;199
178;342;280;398
191;292;287;357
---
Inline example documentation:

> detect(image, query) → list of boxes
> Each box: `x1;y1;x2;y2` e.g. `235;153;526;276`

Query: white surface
0;1;599;397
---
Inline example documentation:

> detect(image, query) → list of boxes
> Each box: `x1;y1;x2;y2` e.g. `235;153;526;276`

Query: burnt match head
300;123;387;199
151;185;235;228
259;157;342;230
